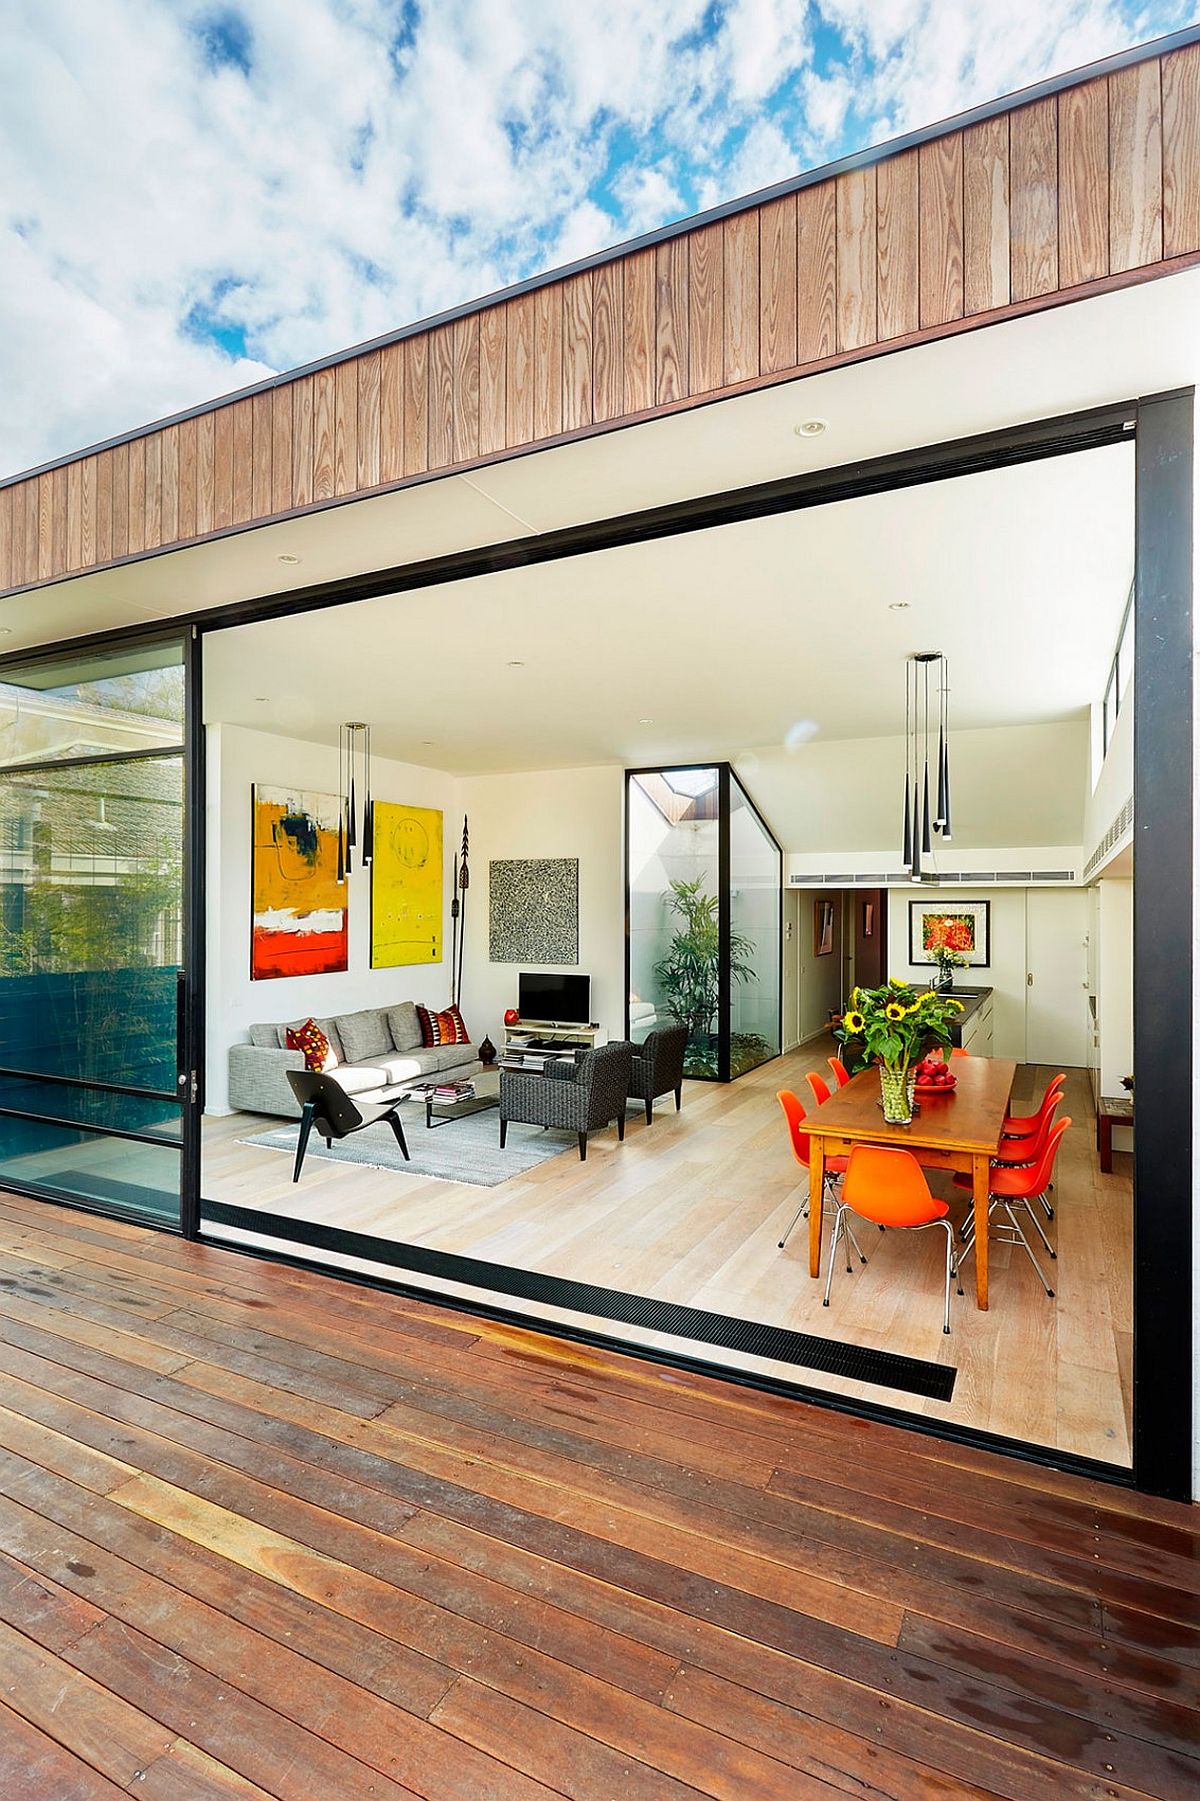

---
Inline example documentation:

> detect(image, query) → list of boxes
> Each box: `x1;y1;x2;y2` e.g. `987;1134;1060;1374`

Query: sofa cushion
432;1044;476;1073
248;1023;280;1048
336;1007;392;1063
387;1001;422;1052
285;1019;339;1073
417;1002;470;1047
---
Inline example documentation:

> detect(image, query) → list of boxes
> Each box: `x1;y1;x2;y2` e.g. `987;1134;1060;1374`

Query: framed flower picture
908;899;990;968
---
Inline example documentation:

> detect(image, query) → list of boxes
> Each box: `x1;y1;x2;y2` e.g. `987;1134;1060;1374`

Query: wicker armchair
500;1041;632;1161
624;1024;688;1124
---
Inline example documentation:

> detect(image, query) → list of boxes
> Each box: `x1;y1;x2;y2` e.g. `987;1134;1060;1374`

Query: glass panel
0;1113;181;1221
628;768;721;1079
0;1076;181;1138
728;774;782;1076
0;642;184;768
0;758;184;1091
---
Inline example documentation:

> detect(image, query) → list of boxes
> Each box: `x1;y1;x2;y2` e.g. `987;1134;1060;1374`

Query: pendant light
902;659;913;868
902;651;952;879
337;722;374;878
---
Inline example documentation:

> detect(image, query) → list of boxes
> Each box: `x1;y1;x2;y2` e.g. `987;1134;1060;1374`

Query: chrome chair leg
843;1218;868;1265
1004;1201;1055;1296
939;1218;956;1335
822;1209;845;1308
1021;1195;1057;1259
777;1197;808;1249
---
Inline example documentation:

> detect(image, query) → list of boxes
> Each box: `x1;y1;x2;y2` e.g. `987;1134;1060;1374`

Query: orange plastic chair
775;1091;852;1250
823;1145;958;1333
805;1071;832;1108
827;1056;850;1089
950;1046;970;1058
1003;1074;1066;1138
956;1118;1071;1299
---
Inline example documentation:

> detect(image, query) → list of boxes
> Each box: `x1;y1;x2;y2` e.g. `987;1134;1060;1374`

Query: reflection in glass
0;643;184;768
0;1115;181;1221
728;772;782;1076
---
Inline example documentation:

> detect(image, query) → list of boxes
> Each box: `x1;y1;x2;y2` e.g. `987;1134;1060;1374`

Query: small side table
1096;1095;1134;1173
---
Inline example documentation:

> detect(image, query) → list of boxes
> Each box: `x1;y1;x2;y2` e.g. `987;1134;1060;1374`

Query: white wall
741;720;1088;854
458;765;625;1044
205;724;461;1111
794;890;843;1040
1085;690;1134;874
885;885;1032;1061
1096;877;1134;1102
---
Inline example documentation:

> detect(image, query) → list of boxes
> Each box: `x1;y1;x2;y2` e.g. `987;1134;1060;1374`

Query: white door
783;890;800;1049
1025;889;1089;1067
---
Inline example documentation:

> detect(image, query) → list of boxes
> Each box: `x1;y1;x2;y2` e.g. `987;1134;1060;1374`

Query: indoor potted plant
839;978;964;1123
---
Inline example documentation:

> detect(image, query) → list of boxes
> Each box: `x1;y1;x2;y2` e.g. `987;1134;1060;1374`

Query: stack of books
432;1079;475;1100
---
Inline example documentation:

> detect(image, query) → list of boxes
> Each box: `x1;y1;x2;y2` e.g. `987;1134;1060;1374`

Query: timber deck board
0;1193;1195;1800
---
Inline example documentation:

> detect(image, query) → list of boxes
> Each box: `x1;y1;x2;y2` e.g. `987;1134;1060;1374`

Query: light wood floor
0;1192;1191;1801
196;1047;1133;1467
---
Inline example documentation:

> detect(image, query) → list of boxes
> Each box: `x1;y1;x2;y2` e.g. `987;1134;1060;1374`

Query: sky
0;0;1193;478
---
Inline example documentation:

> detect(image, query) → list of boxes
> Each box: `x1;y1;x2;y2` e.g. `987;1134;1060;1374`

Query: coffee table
408;1068;501;1130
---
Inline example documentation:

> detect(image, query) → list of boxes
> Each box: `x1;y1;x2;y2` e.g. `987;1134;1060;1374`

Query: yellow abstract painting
370;801;443;967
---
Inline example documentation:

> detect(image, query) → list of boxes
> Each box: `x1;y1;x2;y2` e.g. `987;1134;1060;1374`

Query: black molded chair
285;1069;409;1182
624;1024;688;1124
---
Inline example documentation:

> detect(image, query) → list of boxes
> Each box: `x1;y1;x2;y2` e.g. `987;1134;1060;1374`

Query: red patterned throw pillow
416;1004;471;1047
286;1019;337;1072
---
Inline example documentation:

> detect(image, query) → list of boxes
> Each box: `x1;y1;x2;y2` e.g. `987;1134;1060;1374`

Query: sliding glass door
0;639;191;1225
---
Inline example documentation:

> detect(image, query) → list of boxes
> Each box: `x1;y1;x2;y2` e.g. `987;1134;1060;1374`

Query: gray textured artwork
489;857;579;963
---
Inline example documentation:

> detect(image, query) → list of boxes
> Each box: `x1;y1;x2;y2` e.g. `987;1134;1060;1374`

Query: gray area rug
242;1103;566;1187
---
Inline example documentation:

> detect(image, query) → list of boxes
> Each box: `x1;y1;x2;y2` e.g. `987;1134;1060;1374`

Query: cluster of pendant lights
902;652;952;880
336;721;373;880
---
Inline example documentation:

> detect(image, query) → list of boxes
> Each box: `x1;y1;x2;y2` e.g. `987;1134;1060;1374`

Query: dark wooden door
853;888;886;989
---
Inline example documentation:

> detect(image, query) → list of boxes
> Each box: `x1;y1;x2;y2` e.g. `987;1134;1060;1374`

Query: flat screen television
518;972;591;1025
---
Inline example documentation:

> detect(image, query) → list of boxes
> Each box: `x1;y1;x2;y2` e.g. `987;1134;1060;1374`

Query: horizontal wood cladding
2;44;1198;597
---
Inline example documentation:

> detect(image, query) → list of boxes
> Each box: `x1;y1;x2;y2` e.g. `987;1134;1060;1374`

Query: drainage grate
203;1200;957;1402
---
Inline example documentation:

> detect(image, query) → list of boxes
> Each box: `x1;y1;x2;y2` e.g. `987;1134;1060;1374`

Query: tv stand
503;1019;608;1056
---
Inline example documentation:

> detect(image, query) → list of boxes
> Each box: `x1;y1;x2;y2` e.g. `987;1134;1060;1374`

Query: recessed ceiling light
794;418;827;437
420;739;436;746
277;553;301;565
0;628;12;638
639;717;654;725
888;602;910;611
252;695;269;702
507;659;525;667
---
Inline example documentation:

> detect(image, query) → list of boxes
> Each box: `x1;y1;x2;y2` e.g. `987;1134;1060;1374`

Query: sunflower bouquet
837;978;964;1121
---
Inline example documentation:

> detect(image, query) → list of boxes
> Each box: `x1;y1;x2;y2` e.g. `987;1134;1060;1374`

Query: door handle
1026;973;1034;986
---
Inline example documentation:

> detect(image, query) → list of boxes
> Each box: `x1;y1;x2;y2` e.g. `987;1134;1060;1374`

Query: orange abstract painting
251;785;348;979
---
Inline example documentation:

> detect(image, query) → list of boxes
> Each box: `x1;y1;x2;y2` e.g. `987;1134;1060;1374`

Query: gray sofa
228;1000;482;1118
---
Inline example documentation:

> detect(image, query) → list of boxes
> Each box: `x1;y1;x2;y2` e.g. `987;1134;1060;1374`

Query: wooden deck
0;1191;1195;1801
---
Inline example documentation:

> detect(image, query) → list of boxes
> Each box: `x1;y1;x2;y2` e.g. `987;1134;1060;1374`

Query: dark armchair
625;1024;688;1124
285;1069;409;1182
499;1041;632;1161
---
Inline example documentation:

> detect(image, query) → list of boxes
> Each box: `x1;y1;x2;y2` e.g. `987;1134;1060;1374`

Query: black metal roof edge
4;23;1198;494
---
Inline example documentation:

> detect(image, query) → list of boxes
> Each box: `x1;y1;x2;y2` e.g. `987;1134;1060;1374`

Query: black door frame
0;392;1191;1498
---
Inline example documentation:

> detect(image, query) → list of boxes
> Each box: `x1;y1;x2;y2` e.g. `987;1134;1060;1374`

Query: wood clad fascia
333;358;359;495
126;438;146;557
311;367;336;501
836;165;877;350
178;416;200;541
427;323;455;470
876;148;920;341
622;247;656;414
655;234;689;405
16;483;33;586
687;223;724;396
562;271;593;433
451;315;480;463
505;294;536;447
270;385;293;515
0;486;12;590
291;375;315;507
1011;97;1060;301
1163;43;1200;256
1109;59;1163;271
963;115;1011;314
250;391;274;520
591;259;623;423
155;433;176;547
758;194;797;375
722;208;760;385
230;398;255;524
49;466;67;573
143;432;162;550
533;284;564;441
477;308;507;455
35;473;53;581
402;332;429;475
210;407;234;531
378;343;405;481
109;442;129;560
919;133;964;327
356;350;382;491
1059;77;1110;287
94;452;113;563
796;180;837;362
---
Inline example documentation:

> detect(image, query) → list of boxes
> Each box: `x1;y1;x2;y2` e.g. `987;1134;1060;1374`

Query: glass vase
880;1066;914;1125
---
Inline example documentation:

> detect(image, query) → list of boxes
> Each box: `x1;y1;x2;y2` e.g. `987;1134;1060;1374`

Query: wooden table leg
808;1140;826;1278
971;1151;990;1310
1098;1113;1113;1174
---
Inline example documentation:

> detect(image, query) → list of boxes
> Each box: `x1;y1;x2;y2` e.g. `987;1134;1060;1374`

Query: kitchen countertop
943;985;993;1044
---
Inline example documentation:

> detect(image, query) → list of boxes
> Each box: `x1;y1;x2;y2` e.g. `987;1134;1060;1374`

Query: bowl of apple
914;1053;957;1094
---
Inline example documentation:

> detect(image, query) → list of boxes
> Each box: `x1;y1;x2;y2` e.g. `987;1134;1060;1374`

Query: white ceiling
202;444;1132;775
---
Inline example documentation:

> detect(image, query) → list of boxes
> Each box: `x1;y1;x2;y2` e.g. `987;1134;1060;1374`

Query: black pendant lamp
338;722;374;878
902;651;952;879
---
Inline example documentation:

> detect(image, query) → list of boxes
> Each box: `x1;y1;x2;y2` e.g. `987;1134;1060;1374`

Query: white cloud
0;0;1189;475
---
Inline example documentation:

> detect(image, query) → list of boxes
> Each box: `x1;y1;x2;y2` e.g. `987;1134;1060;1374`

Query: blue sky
0;1;1193;474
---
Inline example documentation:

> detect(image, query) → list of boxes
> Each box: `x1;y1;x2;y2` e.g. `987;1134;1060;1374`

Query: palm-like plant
653;877;758;1044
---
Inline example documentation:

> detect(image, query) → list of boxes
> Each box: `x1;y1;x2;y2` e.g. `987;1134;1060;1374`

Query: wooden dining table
805;1057;1017;1309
